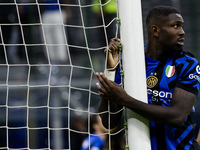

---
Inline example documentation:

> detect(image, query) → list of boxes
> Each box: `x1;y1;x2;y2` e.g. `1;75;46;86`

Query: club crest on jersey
166;65;175;78
146;76;158;88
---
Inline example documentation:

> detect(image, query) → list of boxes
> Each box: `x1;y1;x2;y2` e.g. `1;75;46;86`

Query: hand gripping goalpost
118;0;151;149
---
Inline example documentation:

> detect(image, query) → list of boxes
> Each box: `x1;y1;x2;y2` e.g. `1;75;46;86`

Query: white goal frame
118;0;151;149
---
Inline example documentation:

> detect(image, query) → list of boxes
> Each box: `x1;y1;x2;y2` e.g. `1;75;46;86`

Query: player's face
159;13;185;52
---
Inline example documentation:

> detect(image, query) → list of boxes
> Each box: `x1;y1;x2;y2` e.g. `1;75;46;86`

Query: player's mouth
177;37;184;46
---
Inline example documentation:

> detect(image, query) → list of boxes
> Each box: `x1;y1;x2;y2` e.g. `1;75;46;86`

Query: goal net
0;0;125;149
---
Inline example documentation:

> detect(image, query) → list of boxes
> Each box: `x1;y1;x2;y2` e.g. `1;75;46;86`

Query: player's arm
96;73;196;127
98;93;123;129
98;38;123;129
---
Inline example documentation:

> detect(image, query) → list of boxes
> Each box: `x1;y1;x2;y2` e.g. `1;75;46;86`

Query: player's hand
96;72;128;105
106;38;121;69
108;38;121;54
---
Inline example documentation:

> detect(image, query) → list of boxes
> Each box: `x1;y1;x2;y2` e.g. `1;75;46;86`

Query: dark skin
146;13;185;60
96;13;196;129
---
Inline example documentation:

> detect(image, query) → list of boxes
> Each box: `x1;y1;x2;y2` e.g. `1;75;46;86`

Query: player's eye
173;24;178;28
172;23;183;29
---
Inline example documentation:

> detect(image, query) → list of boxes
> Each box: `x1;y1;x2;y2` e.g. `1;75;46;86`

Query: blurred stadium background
0;0;199;149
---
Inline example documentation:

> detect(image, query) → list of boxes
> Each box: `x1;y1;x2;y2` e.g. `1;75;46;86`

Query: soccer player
96;5;200;150
81;115;107;150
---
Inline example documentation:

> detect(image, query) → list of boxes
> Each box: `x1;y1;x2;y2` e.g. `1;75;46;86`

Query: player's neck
145;43;173;61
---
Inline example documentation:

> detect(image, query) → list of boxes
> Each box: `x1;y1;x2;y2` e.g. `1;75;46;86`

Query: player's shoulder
175;51;199;65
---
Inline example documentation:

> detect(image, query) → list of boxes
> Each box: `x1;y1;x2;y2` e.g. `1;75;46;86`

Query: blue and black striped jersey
115;51;200;150
44;0;62;11
81;133;105;150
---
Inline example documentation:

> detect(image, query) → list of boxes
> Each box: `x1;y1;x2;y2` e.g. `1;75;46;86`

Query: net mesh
0;0;125;149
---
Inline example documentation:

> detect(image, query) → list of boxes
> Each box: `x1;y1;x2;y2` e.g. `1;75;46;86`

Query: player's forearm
98;98;123;129
106;52;119;69
96;73;186;127
122;95;186;127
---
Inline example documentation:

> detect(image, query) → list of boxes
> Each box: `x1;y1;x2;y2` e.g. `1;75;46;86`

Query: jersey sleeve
175;58;200;96
115;56;122;85
115;65;121;85
91;137;105;150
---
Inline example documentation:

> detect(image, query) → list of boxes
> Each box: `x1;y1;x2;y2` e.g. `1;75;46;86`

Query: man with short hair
96;5;200;150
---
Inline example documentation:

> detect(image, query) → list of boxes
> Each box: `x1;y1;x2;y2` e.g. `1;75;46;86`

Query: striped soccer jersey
81;133;105;150
115;51;200;150
44;0;61;11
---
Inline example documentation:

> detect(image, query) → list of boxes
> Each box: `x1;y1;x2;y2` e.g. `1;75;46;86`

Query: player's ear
152;25;160;37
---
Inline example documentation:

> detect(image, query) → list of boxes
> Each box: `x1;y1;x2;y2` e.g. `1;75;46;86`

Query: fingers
96;79;108;99
96;72;124;103
108;38;121;52
99;72;112;87
96;82;103;91
96;72;121;92
96;72;110;90
111;37;121;42
96;82;106;95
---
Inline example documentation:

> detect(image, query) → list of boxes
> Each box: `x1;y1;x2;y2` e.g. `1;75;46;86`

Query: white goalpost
118;0;151;149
